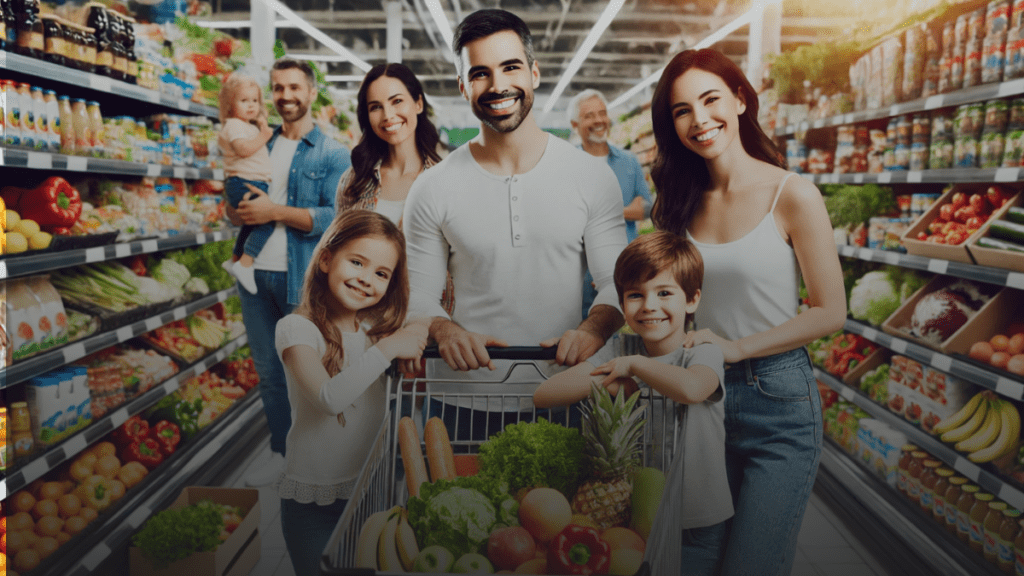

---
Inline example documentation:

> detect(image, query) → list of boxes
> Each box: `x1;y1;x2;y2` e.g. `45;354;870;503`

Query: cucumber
1008;206;1024;225
977;235;1024;253
989;219;1024;243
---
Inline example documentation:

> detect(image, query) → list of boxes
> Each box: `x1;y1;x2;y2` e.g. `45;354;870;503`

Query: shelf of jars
0;333;249;501
0;146;224;181
0;228;239;280
805;166;1024;185
775;77;1024;137
817;366;1024;516
835;243;1024;289
0;50;219;119
0;286;239;390
843;318;1024;401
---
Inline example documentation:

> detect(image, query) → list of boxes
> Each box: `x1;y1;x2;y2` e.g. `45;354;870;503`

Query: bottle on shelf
16;82;34;149
3;0;14;51
81;24;96;75
31;85;47;151
41;13;63;67
10;400;34;461
989;502;1011;565
84;2;111;78
122;14;137;85
973;493;997;553
44;89;59;153
933;468;954;525
13;0;43;59
108;12;125;82
907;450;928;505
57;94;73;155
70;97;90;156
1001;508;1021;574
87;100;103;157
946;477;969;535
4;79;21;147
920;459;942;515
959;485;981;543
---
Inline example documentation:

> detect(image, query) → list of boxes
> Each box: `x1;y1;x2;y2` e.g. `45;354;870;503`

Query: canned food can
981;129;1006;167
910;141;930;170
1001;128;1024;166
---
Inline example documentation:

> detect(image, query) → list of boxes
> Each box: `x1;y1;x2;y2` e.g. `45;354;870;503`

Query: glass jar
973;493;997;553
13;0;42;59
946;477;969;535
4;0;15;50
40;13;62;66
897;444;919;495
87;100;103;157
109;12;126;81
959;485;981;543
989;502;1011;564
907;450;928;504
1003;509;1021;574
64;22;84;71
122;14;137;85
919;460;942;515
932;468;955;525
85;2;112;77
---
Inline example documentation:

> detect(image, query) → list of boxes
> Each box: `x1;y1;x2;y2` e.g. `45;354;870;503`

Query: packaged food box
25;366;92;448
886;375;972;433
6;276;70;362
855;419;908;487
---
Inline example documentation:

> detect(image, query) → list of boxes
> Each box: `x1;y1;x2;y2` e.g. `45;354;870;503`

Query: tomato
488;526;537;571
969;193;988;213
928;219;945;234
518;488;572;544
965;216;983;231
951;191;968;210
991;334;1011;352
969;341;995;362
939;204;954;222
1007;333;1024;356
987;186;1009;208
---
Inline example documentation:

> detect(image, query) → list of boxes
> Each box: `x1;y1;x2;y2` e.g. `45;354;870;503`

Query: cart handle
422;345;558;360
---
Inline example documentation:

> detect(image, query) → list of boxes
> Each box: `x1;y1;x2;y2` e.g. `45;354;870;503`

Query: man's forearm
578;304;624;341
276;205;314;233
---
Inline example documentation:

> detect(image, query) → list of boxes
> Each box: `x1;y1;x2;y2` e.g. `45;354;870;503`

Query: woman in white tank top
648;49;847;576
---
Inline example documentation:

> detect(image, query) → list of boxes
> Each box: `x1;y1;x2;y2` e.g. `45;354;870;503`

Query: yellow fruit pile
0;197;52;255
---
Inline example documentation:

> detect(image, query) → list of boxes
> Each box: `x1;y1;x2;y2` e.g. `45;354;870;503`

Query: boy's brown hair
614;231;704;306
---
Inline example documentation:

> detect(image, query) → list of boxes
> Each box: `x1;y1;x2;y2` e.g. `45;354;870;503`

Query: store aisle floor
224;440;896;576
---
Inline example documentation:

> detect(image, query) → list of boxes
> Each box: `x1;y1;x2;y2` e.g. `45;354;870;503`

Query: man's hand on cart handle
431;318;509;371
541;327;605;367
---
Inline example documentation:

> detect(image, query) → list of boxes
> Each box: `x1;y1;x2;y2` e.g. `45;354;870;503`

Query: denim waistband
724;347;810;376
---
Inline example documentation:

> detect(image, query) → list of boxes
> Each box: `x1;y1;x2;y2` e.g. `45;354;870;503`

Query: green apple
413;545;455;573
451;552;494;574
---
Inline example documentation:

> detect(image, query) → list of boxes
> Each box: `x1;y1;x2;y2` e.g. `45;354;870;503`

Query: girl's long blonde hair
295;210;409;376
218;73;265;124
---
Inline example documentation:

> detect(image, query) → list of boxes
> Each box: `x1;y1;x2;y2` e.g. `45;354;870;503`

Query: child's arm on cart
533;361;638;408
592;356;720;405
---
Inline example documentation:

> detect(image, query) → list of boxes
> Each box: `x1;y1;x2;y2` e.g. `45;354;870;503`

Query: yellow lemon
1;230;6;254
4;210;19;232
14;219;40;237
28;231;52;250
7;231;28;253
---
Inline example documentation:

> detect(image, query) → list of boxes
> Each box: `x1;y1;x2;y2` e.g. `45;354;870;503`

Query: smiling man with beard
402;9;628;435
231;58;350;486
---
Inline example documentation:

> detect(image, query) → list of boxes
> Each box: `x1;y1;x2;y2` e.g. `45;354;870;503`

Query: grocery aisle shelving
808;167;1024;184
835;244;1024;289
0;146;225;181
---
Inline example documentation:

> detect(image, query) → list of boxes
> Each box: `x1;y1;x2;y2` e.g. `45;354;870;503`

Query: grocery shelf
0;332;249;503
817;437;1004;576
816;367;1024;515
0;287;239;390
0;146;225;181
0;49;220;119
35;386;264;576
835;244;1024;289
775;77;1024;137
807;167;1024;185
0;228;239;280
843;319;1024;401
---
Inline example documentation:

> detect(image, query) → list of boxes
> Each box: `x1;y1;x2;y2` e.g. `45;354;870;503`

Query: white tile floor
227;442;896;576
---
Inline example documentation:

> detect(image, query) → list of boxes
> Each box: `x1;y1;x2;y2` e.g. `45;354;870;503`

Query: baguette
424;417;457;482
397;417;429;497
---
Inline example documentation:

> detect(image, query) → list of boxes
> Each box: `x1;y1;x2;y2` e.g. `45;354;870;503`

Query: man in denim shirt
569;89;653;319
233;59;350;485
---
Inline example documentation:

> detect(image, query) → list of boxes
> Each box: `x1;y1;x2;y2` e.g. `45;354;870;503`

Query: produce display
890;279;999;346
130;499;246;569
976;205;1024;254
913;186;1014;245
967;322;1024;375
847;267;930;326
359;387;664;574
858;363;891;404
809;331;880;379
933;391;1022;465
139;302;244;364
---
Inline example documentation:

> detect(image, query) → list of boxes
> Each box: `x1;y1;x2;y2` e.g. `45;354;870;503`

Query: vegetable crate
320;347;689;575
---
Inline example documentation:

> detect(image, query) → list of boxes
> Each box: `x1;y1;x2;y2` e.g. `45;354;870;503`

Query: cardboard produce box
966;191;1024;272
941;287;1024;357
130;487;260;576
900;184;1022;264
881;274;1001;352
842;347;892;387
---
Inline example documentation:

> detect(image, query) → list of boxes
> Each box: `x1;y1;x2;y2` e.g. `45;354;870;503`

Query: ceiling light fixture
423;0;455;52
257;0;372;72
542;0;625;113
607;0;780;111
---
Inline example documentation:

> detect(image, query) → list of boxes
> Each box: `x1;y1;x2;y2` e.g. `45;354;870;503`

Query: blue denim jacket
267;124;351;305
579;143;653;242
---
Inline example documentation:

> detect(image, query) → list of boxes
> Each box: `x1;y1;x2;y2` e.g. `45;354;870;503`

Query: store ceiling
204;0;859;116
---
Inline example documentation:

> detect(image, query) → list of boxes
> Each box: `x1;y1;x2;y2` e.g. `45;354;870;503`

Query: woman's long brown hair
294;210;409;376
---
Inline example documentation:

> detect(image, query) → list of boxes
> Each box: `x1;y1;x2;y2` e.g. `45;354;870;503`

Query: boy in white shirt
534;231;733;575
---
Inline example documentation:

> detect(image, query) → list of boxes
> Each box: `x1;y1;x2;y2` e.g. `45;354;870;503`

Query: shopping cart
320;346;687;575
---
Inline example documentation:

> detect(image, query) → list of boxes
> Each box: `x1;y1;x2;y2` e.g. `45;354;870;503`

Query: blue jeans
681;521;727;576
280;497;348;576
238;270;294;455
225;176;272;259
718;348;822;576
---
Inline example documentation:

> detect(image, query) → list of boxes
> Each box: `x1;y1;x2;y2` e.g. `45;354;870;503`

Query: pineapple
571;384;647;529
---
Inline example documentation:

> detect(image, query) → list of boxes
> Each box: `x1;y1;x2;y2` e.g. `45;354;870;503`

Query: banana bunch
188;316;229;349
935;391;1021;463
354;506;420;572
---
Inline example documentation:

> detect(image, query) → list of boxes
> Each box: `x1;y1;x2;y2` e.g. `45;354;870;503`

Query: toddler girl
217;72;274;294
274;209;426;575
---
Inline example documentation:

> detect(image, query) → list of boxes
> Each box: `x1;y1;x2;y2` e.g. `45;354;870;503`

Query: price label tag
85;247;105;263
997;377;1024;400
860;327;879;341
883;252;901;265
995;167;1020;182
931;353;953;372
0;51;6;68
21;459;49;484
890;105;900;116
82;543;112;572
196;233;208;244
212;169;225;180
1007;272;1024;290
141;240;159;253
126;506;152;529
173;167;186;179
66;155;88;171
147;164;162;177
0;481;6;502
954;457;981;482
854;174;864;183
0;261;8;281
858;248;873;260
999;78;1024;97
832;116;844;126
212;232;223;242
173;307;186;320
110;408;129;428
26;152;52;170
844;113;855;124
145;317;163;332
0;148;5;166
840;387;856;401
147;91;160;104
890;339;908;354
116;327;134;342
927;258;950;274
88;75;112;92
924;95;945;110
800;122;809;132
163;379;180;395
114;243;130;258
217;290;229;302
63;435;88;458
178;98;191;111
878;173;892;183
907;171;923;183
63;343;87;364
813;119;825;129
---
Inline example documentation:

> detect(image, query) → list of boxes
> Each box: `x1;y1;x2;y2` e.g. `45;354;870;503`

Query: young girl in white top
274;209;426;576
217;72;273;295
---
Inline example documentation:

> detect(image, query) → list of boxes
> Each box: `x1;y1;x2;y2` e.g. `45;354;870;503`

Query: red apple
488;527;536;571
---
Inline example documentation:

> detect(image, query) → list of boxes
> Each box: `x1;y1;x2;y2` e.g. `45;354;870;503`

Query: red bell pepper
149;420;181;456
12;177;83;230
547;525;611;575
123;437;164;471
111;415;149;450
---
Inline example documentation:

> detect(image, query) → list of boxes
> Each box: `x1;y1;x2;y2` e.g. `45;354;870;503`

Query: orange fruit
14;549;40;573
36;482;64;502
55;531;71;545
991;334;1010;352
7;513;33;534
34;517;63;539
992;351;1011;370
78;508;98;524
31;500;58;521
34;537;58;559
1007;333;1024;356
10;492;35;515
57;494;81;519
64;516;87;536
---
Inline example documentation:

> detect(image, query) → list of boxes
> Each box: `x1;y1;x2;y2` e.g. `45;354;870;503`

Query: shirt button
515;234;521;240
513;216;519;221
512;196;518;201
